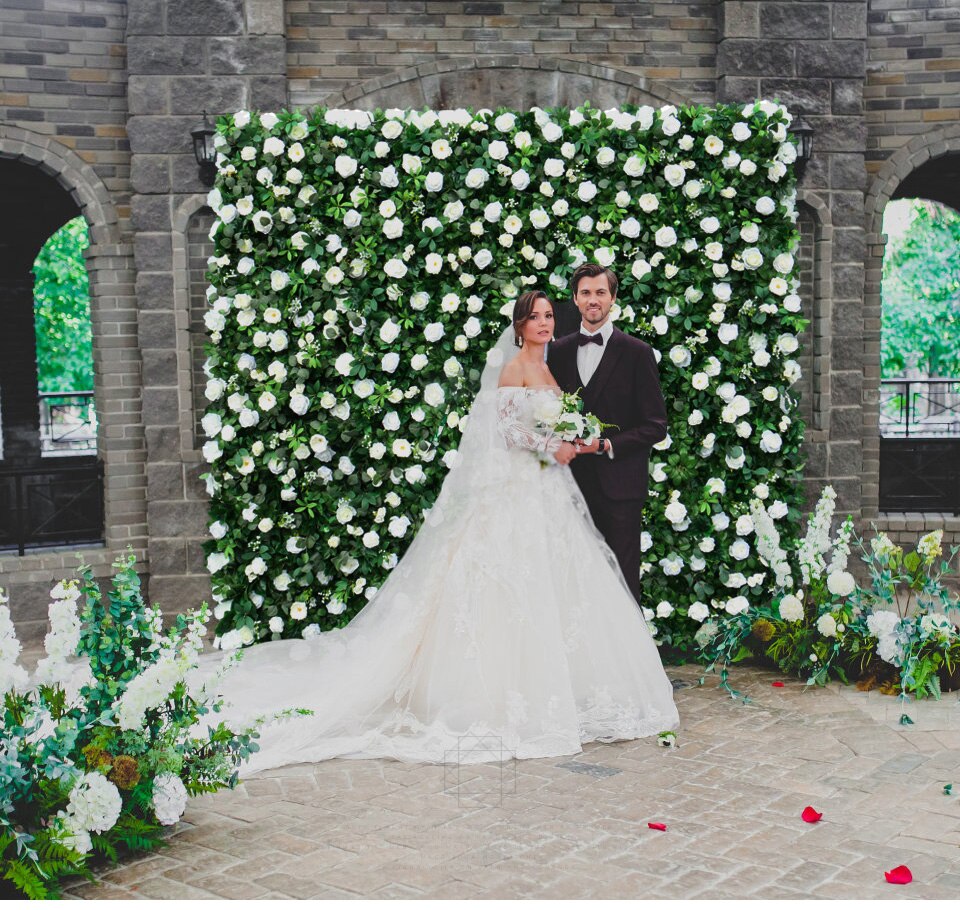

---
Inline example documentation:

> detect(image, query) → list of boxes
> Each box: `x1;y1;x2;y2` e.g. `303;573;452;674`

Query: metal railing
0;459;105;556
39;391;97;455
879;379;960;438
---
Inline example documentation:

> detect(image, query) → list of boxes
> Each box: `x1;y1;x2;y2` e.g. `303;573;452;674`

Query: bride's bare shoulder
497;356;524;389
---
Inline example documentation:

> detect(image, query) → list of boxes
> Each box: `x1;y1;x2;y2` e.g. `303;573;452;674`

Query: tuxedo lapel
550;337;580;393
583;328;626;407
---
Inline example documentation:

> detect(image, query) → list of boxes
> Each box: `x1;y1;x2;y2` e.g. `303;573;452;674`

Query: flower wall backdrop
201;101;807;657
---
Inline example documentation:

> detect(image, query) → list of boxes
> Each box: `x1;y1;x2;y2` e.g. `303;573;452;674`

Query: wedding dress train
201;329;679;772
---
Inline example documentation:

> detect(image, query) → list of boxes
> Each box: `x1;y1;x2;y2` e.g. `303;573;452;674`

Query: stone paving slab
62;664;960;900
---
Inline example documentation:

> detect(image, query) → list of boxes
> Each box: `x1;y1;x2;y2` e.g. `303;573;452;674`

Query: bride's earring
514;334;523;348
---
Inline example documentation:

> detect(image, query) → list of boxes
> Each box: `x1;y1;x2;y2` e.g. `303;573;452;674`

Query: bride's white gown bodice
200;384;679;771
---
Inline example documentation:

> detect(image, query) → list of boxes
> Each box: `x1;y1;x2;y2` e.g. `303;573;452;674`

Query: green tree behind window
881;199;960;378
32;215;94;393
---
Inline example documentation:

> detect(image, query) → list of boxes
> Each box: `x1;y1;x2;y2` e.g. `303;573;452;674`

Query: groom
546;263;668;606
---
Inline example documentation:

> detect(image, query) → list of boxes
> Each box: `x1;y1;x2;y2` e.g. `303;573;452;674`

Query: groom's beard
582;309;609;328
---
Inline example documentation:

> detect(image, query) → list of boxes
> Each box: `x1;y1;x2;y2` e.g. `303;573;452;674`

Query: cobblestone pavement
63;664;960;900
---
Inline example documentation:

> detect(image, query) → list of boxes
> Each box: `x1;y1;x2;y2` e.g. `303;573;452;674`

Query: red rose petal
885;865;912;885
772;681;785;688
801;806;823;823
647;822;667;831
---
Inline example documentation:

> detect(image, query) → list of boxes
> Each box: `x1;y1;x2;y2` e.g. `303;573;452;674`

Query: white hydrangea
152;773;189;826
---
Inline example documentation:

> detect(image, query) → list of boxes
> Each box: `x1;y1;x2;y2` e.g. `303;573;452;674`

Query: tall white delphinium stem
798;485;837;585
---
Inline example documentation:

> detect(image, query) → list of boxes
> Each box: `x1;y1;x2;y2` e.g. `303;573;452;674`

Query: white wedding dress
202;328;679;772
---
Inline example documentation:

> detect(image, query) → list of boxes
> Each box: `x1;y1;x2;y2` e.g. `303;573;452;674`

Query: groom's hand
554;441;579;465
574;437;601;454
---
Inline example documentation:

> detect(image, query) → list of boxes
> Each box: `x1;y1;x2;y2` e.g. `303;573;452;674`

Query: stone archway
863;124;960;520
0;125;143;562
317;56;690;112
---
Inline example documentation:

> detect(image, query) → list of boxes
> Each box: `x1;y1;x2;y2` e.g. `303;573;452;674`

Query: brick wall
286;0;719;108
0;0;131;233
866;0;960;175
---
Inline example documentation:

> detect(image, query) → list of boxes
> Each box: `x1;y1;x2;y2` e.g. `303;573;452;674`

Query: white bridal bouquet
534;389;610;444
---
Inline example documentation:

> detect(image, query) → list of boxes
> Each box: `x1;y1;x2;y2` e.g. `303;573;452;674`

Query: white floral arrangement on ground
0;552;268;898
699;486;960;697
201;100;807;657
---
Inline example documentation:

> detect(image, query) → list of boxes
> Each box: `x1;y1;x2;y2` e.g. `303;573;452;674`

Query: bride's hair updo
512;290;553;347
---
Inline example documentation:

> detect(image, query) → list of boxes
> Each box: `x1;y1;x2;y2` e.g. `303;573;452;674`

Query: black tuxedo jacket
546;326;668;503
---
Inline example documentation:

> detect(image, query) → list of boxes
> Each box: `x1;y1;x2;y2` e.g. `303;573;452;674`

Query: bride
203;291;679;772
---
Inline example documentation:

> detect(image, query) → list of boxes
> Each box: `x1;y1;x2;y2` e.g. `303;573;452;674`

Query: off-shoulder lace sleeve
496;388;562;454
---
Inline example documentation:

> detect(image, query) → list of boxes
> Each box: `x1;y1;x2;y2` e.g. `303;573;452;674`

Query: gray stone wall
718;1;869;521
126;0;287;612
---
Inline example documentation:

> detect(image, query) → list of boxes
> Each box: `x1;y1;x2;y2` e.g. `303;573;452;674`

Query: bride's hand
554;441;578;465
574;437;601;455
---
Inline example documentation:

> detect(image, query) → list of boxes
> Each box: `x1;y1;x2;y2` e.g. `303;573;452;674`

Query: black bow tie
578;333;604;347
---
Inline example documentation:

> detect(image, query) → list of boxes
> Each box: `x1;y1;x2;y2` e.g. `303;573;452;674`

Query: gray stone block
131;156;171;194
136;271;175;311
208;36;286;76
141;348;178;388
131;194;172;233
832;265;865;302
832;336;863;370
828;440;861;478
145;426;183;462
721;1;760;39
135;233;173;272
832;79;863;116
249;75;289;111
128;115;194;154
147;573;212;613
830;153;868;192
829;406;863;442
129;76;170;116
718;39;797;77
142;387;181;426
797;40;865;79
247;0;286;35
717;74;761;104
147;462;186;502
147;500;209;538
760;78;831;115
167;0;244;36
138;311;177;350
828;188;868;228
127;36;204;75
761;3;830;39
169;76;247;116
127;0;164;36
147;537;188;576
831;228;866;265
832;2;867;40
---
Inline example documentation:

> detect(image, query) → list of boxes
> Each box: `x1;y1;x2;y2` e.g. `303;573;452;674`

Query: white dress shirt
577;321;615;459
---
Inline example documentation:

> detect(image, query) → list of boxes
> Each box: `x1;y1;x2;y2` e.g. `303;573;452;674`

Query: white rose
577;180;598;202
465;167;489;189
663;163;686;186
655;226;677;247
624;155;645;177
756;196;776;215
424;383;445;407
424;322;444;343
334;155;357;178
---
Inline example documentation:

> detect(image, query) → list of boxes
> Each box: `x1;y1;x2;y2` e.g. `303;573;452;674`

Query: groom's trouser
576;470;644;606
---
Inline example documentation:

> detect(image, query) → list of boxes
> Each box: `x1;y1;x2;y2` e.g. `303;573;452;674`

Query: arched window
0;160;103;554
878;190;960;512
